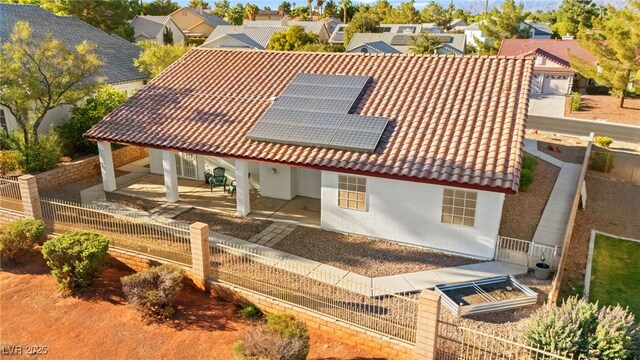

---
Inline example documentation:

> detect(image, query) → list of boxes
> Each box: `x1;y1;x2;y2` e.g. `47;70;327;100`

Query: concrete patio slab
401;271;445;290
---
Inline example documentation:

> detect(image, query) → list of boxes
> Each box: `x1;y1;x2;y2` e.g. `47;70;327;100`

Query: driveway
529;95;566;117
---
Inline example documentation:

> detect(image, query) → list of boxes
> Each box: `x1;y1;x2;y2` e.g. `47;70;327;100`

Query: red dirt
565;95;640;125
0;253;387;360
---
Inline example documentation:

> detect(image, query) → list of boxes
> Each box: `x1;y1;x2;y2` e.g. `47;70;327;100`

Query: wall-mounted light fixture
270;167;277;174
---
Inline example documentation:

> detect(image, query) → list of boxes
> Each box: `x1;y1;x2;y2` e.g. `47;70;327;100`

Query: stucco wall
320;171;504;259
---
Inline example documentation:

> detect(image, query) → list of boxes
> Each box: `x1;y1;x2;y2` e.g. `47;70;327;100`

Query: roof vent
562;34;574;40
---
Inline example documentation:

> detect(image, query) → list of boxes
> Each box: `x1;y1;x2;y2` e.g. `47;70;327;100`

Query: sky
174;0;624;12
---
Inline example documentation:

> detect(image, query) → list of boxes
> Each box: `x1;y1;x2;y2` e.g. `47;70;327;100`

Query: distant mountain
442;0;625;13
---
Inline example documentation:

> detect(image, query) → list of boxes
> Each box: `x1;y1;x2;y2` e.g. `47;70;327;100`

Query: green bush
524;297;640;359
56;86;127;156
240;304;263;320
590;152;615;173
21;133;62;173
121;264;185;323
234;314;310;360
595;136;614;148
570;92;582;111
0;219;45;262
522;156;538;172
519;168;534;192
0;150;20;174
41;231;109;296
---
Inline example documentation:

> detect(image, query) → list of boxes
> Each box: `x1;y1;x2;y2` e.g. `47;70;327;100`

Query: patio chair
229;180;236;196
207;167;227;192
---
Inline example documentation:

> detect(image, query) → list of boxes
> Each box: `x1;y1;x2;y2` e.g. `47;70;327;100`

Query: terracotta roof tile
498;39;597;72
85;49;534;193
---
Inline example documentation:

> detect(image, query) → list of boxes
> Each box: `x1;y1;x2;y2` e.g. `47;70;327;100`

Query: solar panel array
246;73;389;153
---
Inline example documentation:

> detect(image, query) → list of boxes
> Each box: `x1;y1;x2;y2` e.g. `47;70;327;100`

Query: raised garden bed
435;276;537;317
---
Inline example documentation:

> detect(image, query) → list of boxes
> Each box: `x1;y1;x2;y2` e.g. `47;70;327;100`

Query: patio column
97;141;116;192
235;160;250;216
161;150;179;203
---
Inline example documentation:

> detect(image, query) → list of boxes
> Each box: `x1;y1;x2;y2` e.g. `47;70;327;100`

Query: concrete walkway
524;139;583;249
80;158;151;205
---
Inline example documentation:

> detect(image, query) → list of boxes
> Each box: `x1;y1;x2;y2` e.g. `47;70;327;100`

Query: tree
211;0;230;18
307;0;313;16
56;87;127;156
162;26;174;45
245;3;259;20
134;41;189;78
553;0;598;37
143;0;179;15
339;0;351;23
409;33;443;54
225;3;245;25
343;11;379;46
386;0;420;24
420;1;454;30
369;0;393;23
188;0;210;9
267;25;319;51
571;2;640;108
297;43;345;52
0;22;102;149
323;0;339;18
477;0;529;54
316;0;324;17
278;1;292;15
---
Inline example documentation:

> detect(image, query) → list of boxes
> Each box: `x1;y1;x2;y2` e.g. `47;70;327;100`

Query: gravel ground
40;170;128;203
527;132;587;164
559;176;640;299
272;226;482;277
176;208;273;240
105;192;163;212
565;95;640;125
440;273;553;342
499;154;560;241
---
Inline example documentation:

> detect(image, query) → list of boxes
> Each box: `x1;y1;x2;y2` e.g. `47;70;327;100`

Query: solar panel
247;73;389;153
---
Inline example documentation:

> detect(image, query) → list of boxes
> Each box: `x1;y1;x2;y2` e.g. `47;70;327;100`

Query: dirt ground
560;176;640;299
106;192;163;212
526;132;587;164
0;254;387;360
499;155;560;241
176;208;273;240
565;95;640;125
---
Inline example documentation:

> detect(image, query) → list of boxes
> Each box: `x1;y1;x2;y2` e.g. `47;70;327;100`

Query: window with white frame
0;109;7;133
441;188;477;227
338;175;366;211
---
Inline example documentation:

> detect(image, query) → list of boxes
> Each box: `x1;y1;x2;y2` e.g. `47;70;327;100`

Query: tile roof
85;49;534;193
498;39;597;69
131;16;167;39
524;21;553;36
243;20;326;35
346;33;465;55
0;4;147;84
183;7;228;27
201;25;287;49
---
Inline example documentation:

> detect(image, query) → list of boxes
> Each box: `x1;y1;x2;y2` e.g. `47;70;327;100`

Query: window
441;188;477;227
338;175;366;211
0;109;7;133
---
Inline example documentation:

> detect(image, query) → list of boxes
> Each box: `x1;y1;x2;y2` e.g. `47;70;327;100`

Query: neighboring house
329;23;423;44
200;25;287;49
86;49;533;259
255;10;285;20
346;33;465;55
169;7;228;40
464;20;552;49
498;38;597;95
243;20;330;42
0;4;148;134
130;15;186;44
422;23;444;33
323;17;343;36
449;18;468;32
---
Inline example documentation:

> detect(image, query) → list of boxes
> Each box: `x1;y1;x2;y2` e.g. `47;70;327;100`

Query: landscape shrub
524;297;640;359
589;152;615;173
239;304;263;320
522;156;538;172
0;219;45;262
41;231;109;296
21;133;62;174
519;168;534;192
0;150;20;174
570;92;582;111
121;264;185;323
234;314;310;360
595;136;614;148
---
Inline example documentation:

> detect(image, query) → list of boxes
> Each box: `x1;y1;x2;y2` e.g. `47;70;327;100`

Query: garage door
530;74;542;94
542;75;569;95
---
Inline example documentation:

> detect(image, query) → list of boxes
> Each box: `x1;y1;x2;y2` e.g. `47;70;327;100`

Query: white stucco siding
112;80;146;97
1;104;73;135
296;168;321;199
320;171;505;259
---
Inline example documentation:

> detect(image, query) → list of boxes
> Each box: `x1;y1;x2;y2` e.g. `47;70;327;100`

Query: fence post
414;290;441;360
18;175;42;219
189;222;210;291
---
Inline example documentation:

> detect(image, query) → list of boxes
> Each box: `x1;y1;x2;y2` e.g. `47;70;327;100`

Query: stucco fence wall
34;145;148;192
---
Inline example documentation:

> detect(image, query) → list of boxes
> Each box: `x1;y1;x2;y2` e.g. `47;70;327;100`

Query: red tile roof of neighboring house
498;39;597;74
85;49;534;193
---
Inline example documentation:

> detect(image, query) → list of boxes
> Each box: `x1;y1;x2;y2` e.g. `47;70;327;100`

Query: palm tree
316;0;324;17
339;0;350;23
245;3;259;21
307;0;313;17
